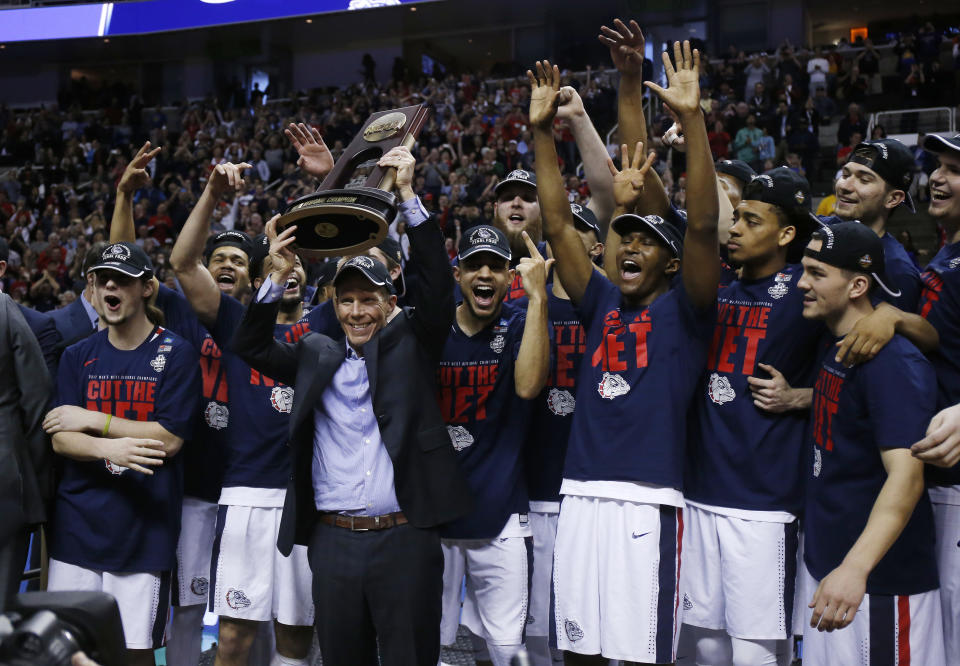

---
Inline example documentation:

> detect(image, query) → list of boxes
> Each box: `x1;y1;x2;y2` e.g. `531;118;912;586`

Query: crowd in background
0;20;957;312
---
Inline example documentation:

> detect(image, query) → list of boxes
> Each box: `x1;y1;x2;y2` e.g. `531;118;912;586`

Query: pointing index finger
521;230;540;258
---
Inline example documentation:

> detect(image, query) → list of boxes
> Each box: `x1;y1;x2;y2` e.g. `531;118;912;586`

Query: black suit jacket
0;295;53;543
233;220;472;555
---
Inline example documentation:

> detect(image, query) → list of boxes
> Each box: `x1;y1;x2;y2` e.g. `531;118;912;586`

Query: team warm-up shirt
51;327;200;572
686;264;823;515
436;301;540;539
211;294;317;490
919;240;960;491
156;285;228;503
804;334;938;595
819;215;922;311
527;292;583;505
562;271;714;494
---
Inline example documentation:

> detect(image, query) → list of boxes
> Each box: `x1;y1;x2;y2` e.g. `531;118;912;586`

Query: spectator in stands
744;54;771;100
732;113;763;170
837;103;868;147
808;47;830;91
837;130;863;166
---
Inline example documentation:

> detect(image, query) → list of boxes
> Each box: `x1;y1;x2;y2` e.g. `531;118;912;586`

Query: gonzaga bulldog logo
190;577;209;596
225;589;251;610
270;386;294;413
204;401;229;430
564;619;584;642
598;372;630;399
447;425;474;451
547;388;576;416
707;372;736;405
104;459;127;475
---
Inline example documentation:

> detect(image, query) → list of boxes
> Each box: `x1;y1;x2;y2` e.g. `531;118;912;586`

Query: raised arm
285;122;335;184
601;142;658;283
645;41;719;308
529;61;593;303
514;231;553;399
598;19;671;219
170;162;251;327
231;216;300;386
110;141;161;243
555;87;615;230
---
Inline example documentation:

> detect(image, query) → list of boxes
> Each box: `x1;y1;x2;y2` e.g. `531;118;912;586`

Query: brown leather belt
317;511;407;531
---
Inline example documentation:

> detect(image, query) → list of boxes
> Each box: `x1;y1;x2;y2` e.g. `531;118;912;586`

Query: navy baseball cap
494;169;537;195
611;214;683;258
847;139;916;212
923;133;960;156
570;203;601;238
743;167;813;212
250;233;270;278
375;236;406;297
316;260;339;287
88;242;154;279
458;225;512;262
334;255;396;294
716;159;757;186
804;222;900;298
206;230;254;261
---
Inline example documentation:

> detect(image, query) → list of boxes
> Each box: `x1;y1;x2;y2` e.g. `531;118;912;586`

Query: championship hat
847;139;916;212
458;225;512;262
611;214;683;258
88;242;154;279
333;255;396;294
804;221;901;298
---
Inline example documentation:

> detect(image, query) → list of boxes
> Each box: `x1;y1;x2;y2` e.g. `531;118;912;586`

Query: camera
0;592;125;666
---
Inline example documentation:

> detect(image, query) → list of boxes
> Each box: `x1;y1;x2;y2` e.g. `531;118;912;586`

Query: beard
500;218;543;262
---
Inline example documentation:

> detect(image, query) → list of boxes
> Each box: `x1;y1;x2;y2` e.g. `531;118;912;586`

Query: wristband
102;414;112;437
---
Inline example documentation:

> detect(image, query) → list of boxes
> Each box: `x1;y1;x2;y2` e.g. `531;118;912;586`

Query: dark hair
82;241;108;275
767;205;817;264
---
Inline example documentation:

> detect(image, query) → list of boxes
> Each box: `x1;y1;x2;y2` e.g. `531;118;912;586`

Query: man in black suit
0;292;51;611
233;145;472;665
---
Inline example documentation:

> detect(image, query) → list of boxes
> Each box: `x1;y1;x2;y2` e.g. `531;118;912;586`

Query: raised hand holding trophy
277;104;429;256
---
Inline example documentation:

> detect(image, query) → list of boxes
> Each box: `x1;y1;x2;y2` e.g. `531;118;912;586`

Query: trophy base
277;187;396;257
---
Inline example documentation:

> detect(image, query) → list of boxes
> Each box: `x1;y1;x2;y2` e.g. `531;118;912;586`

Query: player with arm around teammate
797;222;945;665
41;242;200;666
530;42;719;664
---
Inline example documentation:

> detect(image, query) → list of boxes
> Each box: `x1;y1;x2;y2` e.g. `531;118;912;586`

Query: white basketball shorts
552;495;683;663
681;504;799;640
208;504;314;626
800;564;945;665
48;558;170;650
172;497;218;607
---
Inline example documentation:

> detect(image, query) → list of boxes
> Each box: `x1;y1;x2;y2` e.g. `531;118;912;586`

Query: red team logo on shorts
270;386;294;413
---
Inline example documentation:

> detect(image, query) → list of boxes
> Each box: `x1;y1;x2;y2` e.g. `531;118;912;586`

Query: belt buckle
349;516;369;532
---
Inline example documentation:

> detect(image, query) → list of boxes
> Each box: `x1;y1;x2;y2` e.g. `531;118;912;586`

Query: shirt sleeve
398;196;430;228
865;343;936;450
255;277;285;303
154;341;201;440
54;345;81;409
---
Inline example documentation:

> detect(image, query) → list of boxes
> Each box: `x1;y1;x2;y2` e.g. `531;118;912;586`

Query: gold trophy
277;104;429;256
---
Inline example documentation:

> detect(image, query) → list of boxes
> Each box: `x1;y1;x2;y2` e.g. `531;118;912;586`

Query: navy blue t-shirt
818;215;921;311
686;264;824;514
436;301;538;538
211;294;314;489
919;240;960;487
527;293;584;503
156;286;228;503
51;327;200;572
804;334;938;595
563;271;714;488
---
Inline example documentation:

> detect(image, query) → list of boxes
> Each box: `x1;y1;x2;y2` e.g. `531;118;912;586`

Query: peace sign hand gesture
644;40;702;117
